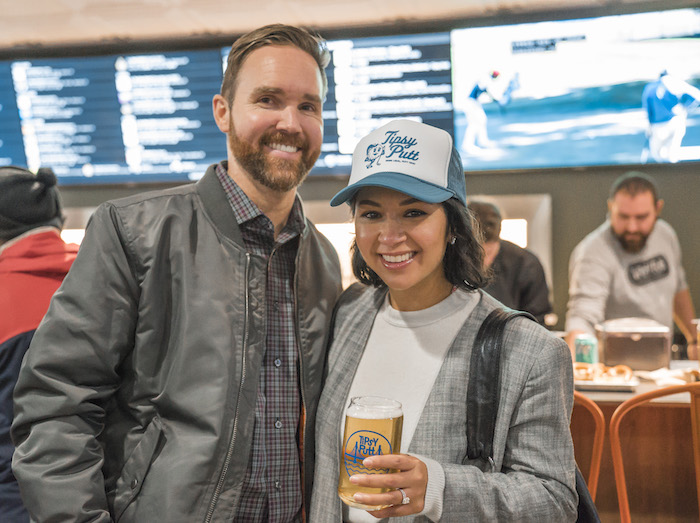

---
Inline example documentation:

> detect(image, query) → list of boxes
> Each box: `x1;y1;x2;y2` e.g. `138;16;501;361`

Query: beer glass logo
343;430;392;476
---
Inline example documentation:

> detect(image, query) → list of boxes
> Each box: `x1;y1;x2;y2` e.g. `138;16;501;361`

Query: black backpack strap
576;467;602;523
466;307;602;522
466;307;535;467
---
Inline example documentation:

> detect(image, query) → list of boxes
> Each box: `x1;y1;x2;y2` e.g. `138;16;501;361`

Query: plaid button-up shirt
216;163;304;523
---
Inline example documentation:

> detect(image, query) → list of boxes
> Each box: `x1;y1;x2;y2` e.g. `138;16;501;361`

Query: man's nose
277;106;302;133
626;219;640;233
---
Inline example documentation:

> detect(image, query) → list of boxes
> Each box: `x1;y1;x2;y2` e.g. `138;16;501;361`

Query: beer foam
346;396;403;419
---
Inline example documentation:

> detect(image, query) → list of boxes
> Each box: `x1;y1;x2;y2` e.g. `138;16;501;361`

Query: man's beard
614;230;649;254
228;120;320;192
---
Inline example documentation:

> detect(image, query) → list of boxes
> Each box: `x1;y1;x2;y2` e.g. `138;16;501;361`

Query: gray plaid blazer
309;286;577;522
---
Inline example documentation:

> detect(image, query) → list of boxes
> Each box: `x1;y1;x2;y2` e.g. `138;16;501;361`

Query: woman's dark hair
350;196;490;291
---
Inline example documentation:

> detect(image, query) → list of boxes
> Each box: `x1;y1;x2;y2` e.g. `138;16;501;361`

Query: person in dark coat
468;200;551;325
0;166;79;523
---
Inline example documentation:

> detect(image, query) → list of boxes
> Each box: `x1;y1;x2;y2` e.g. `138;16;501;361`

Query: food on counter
574;362;634;382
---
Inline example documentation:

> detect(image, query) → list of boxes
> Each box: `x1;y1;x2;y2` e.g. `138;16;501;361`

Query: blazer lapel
315;287;385;519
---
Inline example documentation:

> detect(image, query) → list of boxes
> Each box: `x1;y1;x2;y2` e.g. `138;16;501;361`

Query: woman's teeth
381;253;412;263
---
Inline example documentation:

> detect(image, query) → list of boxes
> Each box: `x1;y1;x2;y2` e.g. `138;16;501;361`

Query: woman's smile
354;186;453;311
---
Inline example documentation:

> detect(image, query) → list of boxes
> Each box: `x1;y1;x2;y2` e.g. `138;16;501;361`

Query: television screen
0;6;698;185
450;7;700;171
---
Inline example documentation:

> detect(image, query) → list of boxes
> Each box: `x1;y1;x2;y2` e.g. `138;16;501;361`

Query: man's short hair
221;24;330;103
467;201;502;221
609;171;660;203
467;200;502;243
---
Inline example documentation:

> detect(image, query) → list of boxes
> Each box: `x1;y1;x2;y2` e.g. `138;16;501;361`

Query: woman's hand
350;454;428;518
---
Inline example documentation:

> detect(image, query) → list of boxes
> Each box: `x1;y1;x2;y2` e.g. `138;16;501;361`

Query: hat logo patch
364;130;420;169
365;143;385;168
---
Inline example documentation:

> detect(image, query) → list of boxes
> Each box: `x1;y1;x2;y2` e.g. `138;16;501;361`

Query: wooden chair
609;382;700;523
573;390;605;501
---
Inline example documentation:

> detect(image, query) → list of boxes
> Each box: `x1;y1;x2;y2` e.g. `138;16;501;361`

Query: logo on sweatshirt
628;255;670;286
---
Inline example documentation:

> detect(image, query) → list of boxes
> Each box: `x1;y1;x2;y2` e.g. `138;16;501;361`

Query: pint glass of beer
338;396;403;510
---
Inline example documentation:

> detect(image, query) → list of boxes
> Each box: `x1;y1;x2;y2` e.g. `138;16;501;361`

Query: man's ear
212;94;231;133
655;198;664;216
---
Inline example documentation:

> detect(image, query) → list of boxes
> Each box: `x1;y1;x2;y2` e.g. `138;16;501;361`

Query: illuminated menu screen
0;62;25;168
316;32;452;174
0;49;224;184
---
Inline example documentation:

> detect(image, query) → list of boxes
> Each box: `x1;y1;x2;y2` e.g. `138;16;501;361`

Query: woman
310;120;577;522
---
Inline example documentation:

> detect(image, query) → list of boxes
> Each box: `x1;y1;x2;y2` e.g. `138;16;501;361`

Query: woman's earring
450;236;457;245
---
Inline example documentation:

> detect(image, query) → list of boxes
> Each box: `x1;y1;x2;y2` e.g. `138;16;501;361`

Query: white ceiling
0;0;679;51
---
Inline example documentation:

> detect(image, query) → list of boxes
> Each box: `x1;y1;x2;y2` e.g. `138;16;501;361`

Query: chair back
609;382;700;523
573;390;605;501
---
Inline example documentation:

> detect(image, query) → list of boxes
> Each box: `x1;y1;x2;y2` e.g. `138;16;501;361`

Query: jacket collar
195;163;244;245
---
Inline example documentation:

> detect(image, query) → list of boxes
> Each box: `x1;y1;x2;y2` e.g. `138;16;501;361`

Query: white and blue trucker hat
329;119;467;207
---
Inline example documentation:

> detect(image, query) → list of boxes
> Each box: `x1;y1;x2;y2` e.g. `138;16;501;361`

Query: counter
572;363;699;522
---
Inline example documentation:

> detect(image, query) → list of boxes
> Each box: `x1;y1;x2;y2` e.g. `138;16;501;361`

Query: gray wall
59;160;699;332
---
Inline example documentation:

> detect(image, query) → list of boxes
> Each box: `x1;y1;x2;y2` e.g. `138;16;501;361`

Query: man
0;166;79;523
11;24;342;522
460;71;501;154
565;171;696;357
468;200;552;325
642;70;700;163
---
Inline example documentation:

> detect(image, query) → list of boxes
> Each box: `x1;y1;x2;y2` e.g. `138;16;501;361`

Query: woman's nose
378;220;406;245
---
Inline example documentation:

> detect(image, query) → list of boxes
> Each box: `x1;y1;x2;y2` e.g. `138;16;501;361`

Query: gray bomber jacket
11;164;342;522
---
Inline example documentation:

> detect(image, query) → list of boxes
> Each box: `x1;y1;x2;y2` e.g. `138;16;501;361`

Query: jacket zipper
293;244;307;515
204;252;251;522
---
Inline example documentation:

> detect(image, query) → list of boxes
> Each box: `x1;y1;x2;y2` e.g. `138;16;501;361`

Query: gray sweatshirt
565;219;687;334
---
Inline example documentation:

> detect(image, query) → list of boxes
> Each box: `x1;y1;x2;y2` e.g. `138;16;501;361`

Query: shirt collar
215;161;306;237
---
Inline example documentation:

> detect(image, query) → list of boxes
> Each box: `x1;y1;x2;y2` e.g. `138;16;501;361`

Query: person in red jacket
0;166;78;523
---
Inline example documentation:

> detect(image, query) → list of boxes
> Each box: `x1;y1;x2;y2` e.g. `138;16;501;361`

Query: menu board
0;61;25;168
10;55;125;178
114;50;224;182
1;49;224;184
317;32;452;174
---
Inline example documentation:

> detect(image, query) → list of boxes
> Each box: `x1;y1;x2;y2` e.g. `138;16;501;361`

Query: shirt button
130;478;138;489
275;419;282;429
273;301;280;311
274;358;282;367
274;480;281;490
